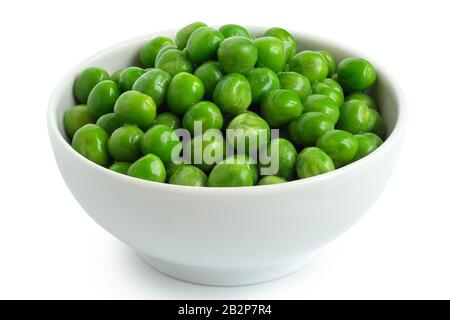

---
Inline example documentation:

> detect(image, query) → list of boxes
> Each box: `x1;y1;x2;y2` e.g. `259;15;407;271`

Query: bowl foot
137;251;318;286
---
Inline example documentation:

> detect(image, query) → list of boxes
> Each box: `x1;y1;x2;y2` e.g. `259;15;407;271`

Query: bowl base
137;251;318;286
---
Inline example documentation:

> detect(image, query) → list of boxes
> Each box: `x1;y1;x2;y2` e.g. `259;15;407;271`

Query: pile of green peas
65;22;386;187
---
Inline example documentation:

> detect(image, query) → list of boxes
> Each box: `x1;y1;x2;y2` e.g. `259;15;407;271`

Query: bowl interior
50;27;402;164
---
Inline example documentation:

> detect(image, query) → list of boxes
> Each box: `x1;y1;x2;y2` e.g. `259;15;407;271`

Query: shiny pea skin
259;138;297;181
312;78;344;107
354;132;383;161
289;51;328;82
109;161;131;175
337;100;375;134
169;165;208;187
225;154;259;185
296;147;335;178
208;160;254;187
246;67;281;104
370;109;386;139
345;92;377;109
155;48;194;77
96;113;125;135
261;89;302;128
127;154;166;183
194;61;224;98
87;80;121;119
154;45;178;66
255;37;286;73
278;71;311;103
317;50;336;76
263;27;297;63
337;57;377;92
107;125;144;162
153;112;181;130
218;36;258;74
119;67;145;92
213;73;252;114
132;68;171;107
316;129;358;168
257;175;287;185
289;112;334;146
175;22;207;50
74;67;109;104
167;72;205;114
72;124;109;166
303;94;340;124
110;69;123;84
183;101;223;134
114;91;156;129
186;27;225;64
141;124;181;165
140;36;175;68
188;130;225;173
219;24;253;39
64;105;94;138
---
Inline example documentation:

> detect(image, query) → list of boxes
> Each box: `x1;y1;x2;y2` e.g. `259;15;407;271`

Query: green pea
167;72;205;114
257;176;286;185
259;138;297;181
317;51;336;76
255;37;286;73
218;36;258;74
141;124;181;165
154;45;178;66
109;162;131;175
186;27;224;64
219;24;253;39
169;165;207;187
354;132;383;161
119;67;145;92
263;27;297;63
188;129;225;173
312;78;344;107
296;147;335;178
316;130;358;168
194;61;224;98
165;162;186;179
74;67;109;104
337;57;377;92
183;101;223;134
289;51;328;82
289;112;334;146
303;94;340;124
87;80;121;119
107;125;144;162
132;68;171;107
246;67;280;104
175;22;207;50
72;124;109;166
226;154;259;185
278;71;312;102
153;112;181;130
110;69;123;84
64;105;94;138
208;159;254;187
155;48;194;77
213;73;252;114
261;89;302;128
140;36;175;68
370;109;386;139
114;91;156;130
96;113;125;135
337;100;375;134
227;112;270;155
345;92;377;109
127;154;166;183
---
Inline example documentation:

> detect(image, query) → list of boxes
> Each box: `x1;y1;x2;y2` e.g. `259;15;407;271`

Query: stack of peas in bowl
64;22;386;187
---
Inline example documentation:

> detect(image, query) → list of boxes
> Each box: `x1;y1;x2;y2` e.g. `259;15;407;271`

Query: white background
1;0;449;299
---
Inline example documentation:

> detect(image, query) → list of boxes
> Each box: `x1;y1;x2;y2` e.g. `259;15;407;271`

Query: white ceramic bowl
48;27;406;286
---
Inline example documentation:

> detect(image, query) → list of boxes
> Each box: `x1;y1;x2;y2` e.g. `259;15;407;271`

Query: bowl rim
48;27;407;195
